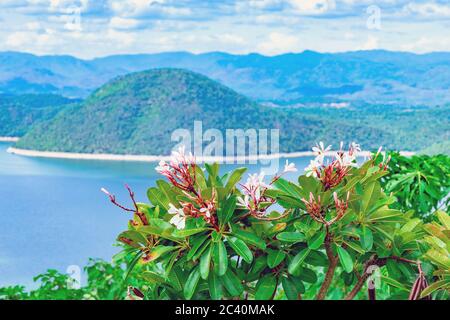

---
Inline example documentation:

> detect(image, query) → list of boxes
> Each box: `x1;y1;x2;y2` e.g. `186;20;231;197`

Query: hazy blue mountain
1;50;450;105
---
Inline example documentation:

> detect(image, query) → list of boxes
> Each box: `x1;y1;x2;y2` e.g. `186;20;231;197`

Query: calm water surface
0;142;312;287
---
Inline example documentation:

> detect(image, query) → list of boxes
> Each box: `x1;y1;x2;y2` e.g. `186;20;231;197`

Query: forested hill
15;68;398;155
0;94;76;137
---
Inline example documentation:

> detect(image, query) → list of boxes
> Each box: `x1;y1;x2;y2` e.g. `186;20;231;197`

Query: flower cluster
155;145;197;193
167;192;218;230
238;160;297;218
301;191;349;226
156;146;218;230
305;142;360;190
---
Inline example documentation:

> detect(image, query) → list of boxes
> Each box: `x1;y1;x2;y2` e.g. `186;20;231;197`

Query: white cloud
257;32;300;55
109;17;141;30
359;35;379;50
403;2;450;17
289;0;336;14
110;0;165;17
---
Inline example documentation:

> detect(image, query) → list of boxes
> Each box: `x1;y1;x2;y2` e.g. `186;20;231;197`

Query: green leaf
208;272;222;300
220;269;244;297
227;237;253;264
273;178;302;198
224;168;247;193
276;232;305;243
173;227;208;238
437;211;450;229
380;275;409;292
255;275;277;300
296;267;317;284
145;245;178;263
142;271;167;284
187;235;208;260
213;240;228;276
231;227;266;250
361;182;380;214
200;244;212;280
420;279;449;298
281;277;299;300
307;230;326;250
184;267;201;300
288;248;311;275
360;226;373;251
267;249;286;269
147;187;169;210
337;246;353;273
218;195;237;226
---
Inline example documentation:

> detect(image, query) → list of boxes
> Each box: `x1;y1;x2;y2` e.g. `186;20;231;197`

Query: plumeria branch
101;185;148;225
155;146;219;230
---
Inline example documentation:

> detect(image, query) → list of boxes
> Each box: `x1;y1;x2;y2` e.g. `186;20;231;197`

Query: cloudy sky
0;0;449;58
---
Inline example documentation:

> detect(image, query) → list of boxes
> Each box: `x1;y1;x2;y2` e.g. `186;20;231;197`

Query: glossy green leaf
218;195;237;226
307;230;326;250
276;232;305;243
224;168;247;193
337;246;353;273
288;248;311;275
360;226;373;251
184;267;201;300
227;237;253;264
213;240;228;276
208;272;222;300
255;275;277;300
231;227;266;250
267;249;286;269
281;277;298;300
200;244;212;280
220;269;244;297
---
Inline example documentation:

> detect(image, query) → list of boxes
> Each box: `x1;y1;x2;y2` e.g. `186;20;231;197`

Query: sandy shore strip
6;147;415;162
0;137;19;142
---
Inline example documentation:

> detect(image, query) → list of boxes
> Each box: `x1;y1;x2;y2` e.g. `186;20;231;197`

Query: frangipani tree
103;143;449;300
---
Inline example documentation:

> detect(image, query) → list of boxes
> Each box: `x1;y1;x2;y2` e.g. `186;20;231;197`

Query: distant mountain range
14;69;449;155
1;50;450;105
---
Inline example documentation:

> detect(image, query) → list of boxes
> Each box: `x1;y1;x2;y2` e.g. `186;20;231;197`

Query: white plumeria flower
336;152;357;167
350;142;361;154
312;142;331;156
168;203;186;230
155;160;170;173
237;195;250;208
245;172;270;190
305;159;321;177
283;160;297;173
199;207;211;218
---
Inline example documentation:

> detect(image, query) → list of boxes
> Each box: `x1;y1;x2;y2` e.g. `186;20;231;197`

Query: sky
0;0;449;58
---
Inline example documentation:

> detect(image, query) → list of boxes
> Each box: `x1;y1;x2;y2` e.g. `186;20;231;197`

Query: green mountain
0;94;75;137
16;69;394;155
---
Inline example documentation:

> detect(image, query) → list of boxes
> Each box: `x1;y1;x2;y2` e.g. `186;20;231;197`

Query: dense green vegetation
2;152;448;300
15;69;449;155
295;105;450;155
380;153;450;220
0;94;75;137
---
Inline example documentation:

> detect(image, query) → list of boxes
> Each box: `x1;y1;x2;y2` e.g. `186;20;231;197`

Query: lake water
0;142;312;288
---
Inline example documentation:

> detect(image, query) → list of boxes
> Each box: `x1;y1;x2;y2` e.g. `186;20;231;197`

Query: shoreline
6;147;415;163
0;137;20;142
